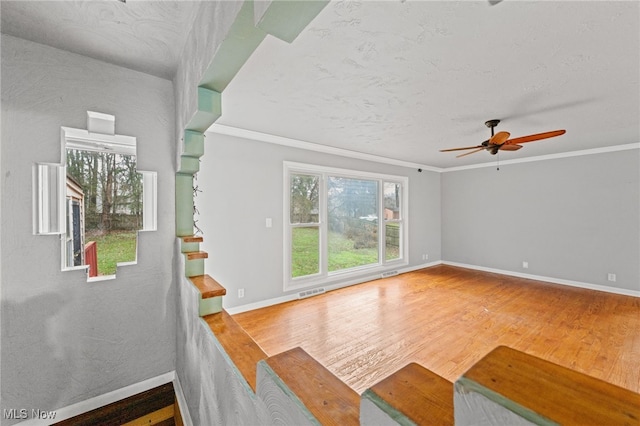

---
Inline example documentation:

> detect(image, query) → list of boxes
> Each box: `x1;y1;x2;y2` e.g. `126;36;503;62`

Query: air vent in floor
381;270;399;278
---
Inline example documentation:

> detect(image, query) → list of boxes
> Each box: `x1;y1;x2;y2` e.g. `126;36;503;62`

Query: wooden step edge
189;274;226;299
459;346;640;425
185;251;208;260
181;235;203;243
53;383;175;425
264;347;360;425
364;362;453;426
204;310;267;392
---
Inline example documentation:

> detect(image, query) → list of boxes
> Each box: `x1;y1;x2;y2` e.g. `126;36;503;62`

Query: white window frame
284;161;409;291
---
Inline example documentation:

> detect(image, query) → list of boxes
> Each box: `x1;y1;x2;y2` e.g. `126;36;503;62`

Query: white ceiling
0;1;201;79
2;1;638;168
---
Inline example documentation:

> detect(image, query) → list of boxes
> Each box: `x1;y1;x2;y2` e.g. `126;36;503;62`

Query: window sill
285;260;408;292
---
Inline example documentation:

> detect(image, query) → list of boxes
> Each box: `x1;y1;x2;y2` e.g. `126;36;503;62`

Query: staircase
178;238;640;425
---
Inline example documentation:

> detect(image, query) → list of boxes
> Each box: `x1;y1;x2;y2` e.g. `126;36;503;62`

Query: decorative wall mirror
34;111;157;280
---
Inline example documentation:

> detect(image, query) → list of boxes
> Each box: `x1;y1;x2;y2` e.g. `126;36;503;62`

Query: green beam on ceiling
199;0;268;93
256;0;329;44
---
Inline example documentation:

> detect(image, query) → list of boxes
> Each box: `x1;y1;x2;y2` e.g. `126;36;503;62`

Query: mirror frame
33;113;157;280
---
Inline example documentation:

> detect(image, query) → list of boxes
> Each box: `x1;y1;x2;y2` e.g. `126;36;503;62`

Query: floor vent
381;270;399;278
298;287;326;299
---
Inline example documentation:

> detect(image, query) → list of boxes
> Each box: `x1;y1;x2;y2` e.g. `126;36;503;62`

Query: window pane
65;148;141;276
290;174;319;224
291;226;320;278
384;182;401;220
385;223;401;261
327;177;378;272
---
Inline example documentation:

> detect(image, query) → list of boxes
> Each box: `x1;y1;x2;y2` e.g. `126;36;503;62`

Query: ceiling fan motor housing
485;119;500;129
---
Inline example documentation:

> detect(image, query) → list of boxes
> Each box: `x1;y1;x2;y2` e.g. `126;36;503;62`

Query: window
284;162;408;290
64;146;142;275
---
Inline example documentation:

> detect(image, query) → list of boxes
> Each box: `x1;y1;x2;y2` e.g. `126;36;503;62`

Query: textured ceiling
0;1;201;79
217;0;639;168
2;1;638;169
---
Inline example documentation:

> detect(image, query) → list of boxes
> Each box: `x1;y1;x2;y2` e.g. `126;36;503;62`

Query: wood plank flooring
233;265;640;395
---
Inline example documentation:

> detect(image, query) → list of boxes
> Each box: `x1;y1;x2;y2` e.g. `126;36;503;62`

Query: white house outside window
284;162;408;290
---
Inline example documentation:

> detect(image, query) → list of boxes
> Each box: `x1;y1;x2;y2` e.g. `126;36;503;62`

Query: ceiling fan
440;119;566;158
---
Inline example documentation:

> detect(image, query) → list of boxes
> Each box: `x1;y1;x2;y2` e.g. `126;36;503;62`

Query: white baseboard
173;373;193;426
16;372;176;426
225;260;443;315
442;261;640;298
227;260;638;315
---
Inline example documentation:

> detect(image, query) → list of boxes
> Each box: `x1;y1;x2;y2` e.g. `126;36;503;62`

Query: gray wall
1;35;176;421
173;1;241;142
198;132;441;309
175;267;271;426
442;150;640;291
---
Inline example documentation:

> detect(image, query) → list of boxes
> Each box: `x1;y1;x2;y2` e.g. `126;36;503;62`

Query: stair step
181;235;204;254
459;346;640;425
264;347;360;425
189;275;226;299
364;363;453;425
181;235;203;244
204;310;267;392
185;251;208;260
53;383;175;425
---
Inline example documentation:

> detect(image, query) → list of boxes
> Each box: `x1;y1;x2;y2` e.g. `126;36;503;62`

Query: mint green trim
256;1;329;43
181;241;200;253
183;130;205;158
187;87;222;133
199;295;223;316
175;173;194;237
455;377;559;426
185;258;205;278
179;156;200;175
200;1;268;92
361;389;416;426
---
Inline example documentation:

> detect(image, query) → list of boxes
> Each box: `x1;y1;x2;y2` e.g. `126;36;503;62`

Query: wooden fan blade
456;147;485;158
490;131;510;146
499;144;523;151
505;130;566;145
440;145;484;152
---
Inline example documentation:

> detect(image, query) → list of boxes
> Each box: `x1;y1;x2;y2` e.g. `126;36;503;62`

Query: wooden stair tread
181;235;203;243
367;362;453;425
53;383;175;425
185;251;208;260
204;310;267;392
265;347;360;425
190;275;226;299
462;346;640;425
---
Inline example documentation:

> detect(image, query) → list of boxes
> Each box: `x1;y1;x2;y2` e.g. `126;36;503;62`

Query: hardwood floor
233;265;640;395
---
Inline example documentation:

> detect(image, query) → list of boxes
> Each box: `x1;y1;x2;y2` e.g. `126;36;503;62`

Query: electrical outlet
522;261;529;269
607;273;616;282
425;254;429;260
265;218;272;228
238;288;245;298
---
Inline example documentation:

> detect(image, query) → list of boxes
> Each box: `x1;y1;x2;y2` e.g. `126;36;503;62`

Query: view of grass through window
86;230;138;276
327;176;379;271
66;148;141;276
289;168;404;280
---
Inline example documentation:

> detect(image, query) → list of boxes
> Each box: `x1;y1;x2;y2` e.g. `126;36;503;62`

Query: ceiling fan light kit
441;119;566;158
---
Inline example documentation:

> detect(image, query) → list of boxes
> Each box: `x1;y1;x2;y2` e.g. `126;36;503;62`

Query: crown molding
207;123;441;172
207;124;639;173
441;143;640;172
